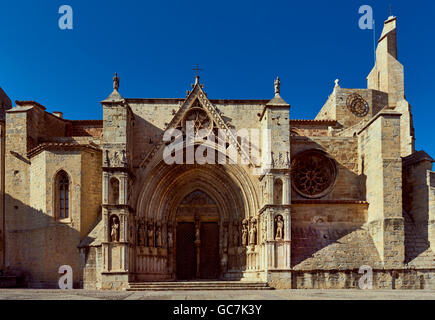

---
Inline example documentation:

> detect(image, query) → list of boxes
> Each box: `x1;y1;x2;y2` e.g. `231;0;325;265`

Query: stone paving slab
0;289;433;300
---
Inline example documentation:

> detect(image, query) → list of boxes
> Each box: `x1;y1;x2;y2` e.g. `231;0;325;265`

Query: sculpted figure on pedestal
241;219;248;246
233;221;239;247
249;224;257;245
275;215;284;240
148;223;154;248
156;225;162;248
110;216;119;242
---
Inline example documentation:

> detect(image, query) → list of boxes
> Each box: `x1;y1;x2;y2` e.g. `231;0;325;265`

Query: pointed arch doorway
175;190;220;280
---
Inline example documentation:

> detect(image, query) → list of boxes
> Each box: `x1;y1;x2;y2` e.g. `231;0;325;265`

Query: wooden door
176;222;195;280
199;222;220;279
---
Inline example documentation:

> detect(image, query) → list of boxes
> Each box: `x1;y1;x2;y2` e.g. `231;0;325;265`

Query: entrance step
0;276;19;288
127;281;272;291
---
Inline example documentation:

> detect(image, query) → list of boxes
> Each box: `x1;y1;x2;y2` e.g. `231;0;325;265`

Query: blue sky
1;0;434;159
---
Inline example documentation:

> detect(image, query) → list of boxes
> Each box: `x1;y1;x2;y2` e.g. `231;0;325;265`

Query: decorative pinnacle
113;73;120;91
334;79;340;88
274;77;280;96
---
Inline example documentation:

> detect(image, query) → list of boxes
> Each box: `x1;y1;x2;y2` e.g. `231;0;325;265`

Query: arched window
56;171;70;219
109;177;120;205
273;178;283;205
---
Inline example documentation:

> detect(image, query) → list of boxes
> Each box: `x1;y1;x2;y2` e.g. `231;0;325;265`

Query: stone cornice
402;150;434;167
292;200;368;205
357;110;401;135
27;142;101;158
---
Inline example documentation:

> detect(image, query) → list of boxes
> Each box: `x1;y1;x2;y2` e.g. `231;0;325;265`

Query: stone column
102;172;109;204
283;174;291;205
120;173;128;205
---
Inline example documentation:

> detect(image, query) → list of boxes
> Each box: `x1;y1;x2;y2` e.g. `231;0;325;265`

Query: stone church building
0;16;433;290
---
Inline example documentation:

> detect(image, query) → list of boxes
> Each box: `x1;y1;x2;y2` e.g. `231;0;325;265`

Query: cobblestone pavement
0;289;433;300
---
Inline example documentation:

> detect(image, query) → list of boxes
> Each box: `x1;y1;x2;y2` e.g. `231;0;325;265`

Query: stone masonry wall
358;112;404;267
430;171;435;251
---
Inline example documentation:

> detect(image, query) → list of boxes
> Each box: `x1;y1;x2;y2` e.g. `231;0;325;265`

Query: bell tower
258;77;292;287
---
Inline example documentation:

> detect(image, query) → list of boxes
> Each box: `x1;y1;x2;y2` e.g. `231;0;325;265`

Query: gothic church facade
0;16;434;290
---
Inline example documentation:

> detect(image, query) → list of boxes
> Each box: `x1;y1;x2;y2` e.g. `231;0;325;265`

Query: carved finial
274;77;280;96
334;79;340;88
113;73;120;91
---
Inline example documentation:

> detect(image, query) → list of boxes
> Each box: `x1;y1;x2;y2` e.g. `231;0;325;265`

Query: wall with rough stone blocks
358;112;404;267
291;204;376;270
291;269;434;290
395;99;415;157
429;171;435;251
80;150;102;238
5;103;102;287
316;88;388;129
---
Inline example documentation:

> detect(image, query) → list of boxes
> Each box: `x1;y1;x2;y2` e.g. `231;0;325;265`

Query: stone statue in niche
141;221;147;246
167;228;173;249
241;219;248;246
249;219;257;246
232;221;239;247
275;215;284;240
110;216;120;242
147;222;154;247
156;225;162;248
223;223;228;252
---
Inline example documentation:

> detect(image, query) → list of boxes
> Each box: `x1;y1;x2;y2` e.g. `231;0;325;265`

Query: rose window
291;150;337;199
346;94;369;117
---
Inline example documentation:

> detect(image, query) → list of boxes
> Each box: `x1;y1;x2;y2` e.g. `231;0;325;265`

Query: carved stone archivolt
346;93;369;117
291;149;337;199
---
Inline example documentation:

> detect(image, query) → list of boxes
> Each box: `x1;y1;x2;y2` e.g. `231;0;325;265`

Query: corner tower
367;15;415;157
258;78;292;287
